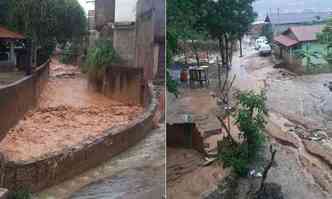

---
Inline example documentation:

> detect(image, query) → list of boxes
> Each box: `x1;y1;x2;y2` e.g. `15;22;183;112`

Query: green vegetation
0;0;87;65
84;39;120;81
295;44;321;72
201;0;257;67
59;42;81;64
167;0;201;96
167;0;257;94
8;189;32;199
318;17;332;64
219;91;267;176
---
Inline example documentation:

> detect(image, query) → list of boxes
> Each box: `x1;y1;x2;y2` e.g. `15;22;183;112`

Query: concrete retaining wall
0;61;49;141
0;83;157;193
113;23;136;66
167;123;205;154
103;65;144;105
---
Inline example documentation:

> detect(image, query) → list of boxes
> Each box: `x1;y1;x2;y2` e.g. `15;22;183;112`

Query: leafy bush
218;138;250;176
59;42;80;64
84;39;120;80
324;51;332;64
218;91;267;176
236;91;267;158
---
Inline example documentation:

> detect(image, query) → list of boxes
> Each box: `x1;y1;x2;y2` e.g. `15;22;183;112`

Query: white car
259;44;272;56
255;37;268;50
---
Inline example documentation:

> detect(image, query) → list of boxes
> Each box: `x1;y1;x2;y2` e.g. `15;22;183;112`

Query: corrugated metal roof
289;25;324;42
274;34;299;47
0;26;24;39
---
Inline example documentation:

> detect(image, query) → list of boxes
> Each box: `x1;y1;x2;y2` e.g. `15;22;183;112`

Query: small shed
0;26;25;72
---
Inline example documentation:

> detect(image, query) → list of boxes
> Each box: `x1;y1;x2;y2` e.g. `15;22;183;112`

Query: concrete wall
135;0;165;82
102;65;144;105
95;0;115;31
167;123;205;154
0;84;157;193
273;45;305;74
0;61;49;141
113;24;136;66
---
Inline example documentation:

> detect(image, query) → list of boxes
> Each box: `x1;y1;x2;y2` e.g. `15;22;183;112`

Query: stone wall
167;123;205;154
0;61;49;141
0;83;157;193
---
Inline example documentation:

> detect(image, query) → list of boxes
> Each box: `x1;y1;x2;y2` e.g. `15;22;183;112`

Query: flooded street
167;42;332;198
0;59;143;162
230;45;332;198
12;59;166;198
35;124;165;199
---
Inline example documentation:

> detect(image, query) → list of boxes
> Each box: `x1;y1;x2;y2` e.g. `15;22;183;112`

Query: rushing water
35;124;165;199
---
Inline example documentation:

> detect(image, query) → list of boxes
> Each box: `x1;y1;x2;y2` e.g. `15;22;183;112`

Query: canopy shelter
0;26;25;72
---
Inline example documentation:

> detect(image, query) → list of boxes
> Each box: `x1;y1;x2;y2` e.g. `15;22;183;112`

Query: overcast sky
78;0;137;21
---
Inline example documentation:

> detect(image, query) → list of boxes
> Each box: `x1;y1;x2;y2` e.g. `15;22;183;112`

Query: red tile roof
0;26;24;40
274;34;299;47
289;25;324;42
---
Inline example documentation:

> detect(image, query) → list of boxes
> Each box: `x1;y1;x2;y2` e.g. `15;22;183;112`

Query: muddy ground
167;44;332;198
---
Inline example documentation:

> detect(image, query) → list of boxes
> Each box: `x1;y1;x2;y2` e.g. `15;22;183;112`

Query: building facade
136;0;165;83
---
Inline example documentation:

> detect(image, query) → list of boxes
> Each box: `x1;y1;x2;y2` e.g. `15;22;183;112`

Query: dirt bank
167;147;229;199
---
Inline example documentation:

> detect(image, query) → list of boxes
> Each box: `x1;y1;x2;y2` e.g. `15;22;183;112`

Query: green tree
3;0;87;65
218;91;267;176
167;0;211;96
236;91;267;159
201;0;257;67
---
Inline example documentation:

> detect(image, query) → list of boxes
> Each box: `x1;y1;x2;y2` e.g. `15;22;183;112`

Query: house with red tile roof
273;25;325;71
0;26;25;72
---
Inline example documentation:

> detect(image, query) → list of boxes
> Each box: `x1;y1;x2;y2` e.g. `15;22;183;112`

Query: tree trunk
239;37;243;57
192;39;200;66
258;145;277;193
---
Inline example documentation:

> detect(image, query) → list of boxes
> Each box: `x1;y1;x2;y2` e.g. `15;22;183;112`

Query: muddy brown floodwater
0;59;143;162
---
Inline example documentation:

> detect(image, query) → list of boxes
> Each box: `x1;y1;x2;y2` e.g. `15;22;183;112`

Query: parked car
255;37;268;50
259;44;272;56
